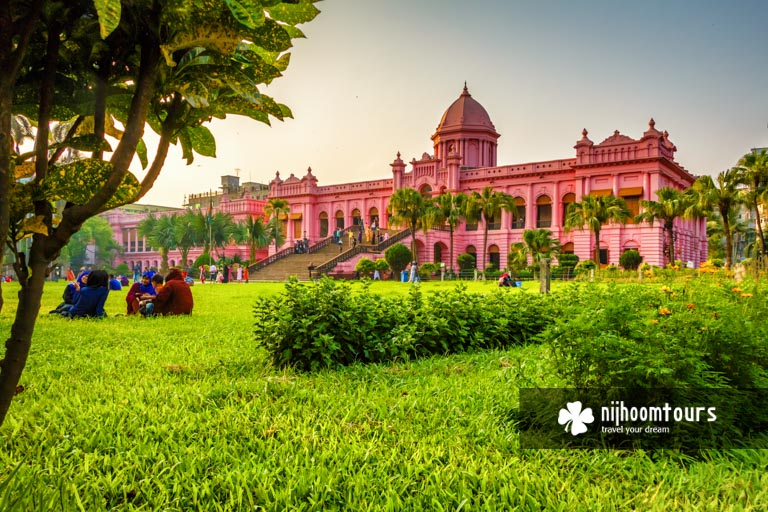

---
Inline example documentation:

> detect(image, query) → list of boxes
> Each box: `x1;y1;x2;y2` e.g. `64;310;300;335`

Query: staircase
248;228;409;281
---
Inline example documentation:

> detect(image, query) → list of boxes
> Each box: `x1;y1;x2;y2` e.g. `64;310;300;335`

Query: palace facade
105;85;707;272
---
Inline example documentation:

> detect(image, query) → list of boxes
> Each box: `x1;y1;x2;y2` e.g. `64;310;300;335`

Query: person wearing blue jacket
67;270;110;318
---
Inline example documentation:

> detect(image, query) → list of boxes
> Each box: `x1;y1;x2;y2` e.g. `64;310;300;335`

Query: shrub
384;243;412;275
373;258;390;272
557;253;579;268
619;249;642;270
114;262;129;276
574;259;596;275
355;257;376;277
255;278;558;370
457;253;476;270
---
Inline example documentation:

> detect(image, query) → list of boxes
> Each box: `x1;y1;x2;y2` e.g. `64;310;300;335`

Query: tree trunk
593;230;601;266
723;216;733;269
482;223;488;277
449;226;454;275
754;199;766;257
539;257;551;294
0;237;48;426
667;225;675;265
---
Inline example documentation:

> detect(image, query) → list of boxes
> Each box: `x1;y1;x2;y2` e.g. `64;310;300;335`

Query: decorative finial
462;82;469;95
614;130;619;136
663;130;669;139
275;171;280;178
307;166;313;174
582;128;588;138
396;151;401;159
649;118;655;129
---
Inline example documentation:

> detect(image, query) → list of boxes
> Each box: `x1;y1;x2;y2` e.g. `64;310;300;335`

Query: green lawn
0;280;765;510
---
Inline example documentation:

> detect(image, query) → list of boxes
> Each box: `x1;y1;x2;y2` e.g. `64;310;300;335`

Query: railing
315;228;412;275
249;225;358;273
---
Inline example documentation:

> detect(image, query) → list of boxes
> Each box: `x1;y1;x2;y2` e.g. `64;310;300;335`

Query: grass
0;279;766;510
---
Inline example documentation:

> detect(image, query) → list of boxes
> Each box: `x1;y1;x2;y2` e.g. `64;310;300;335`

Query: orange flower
651;319;659;325
687;303;695;309
659;307;672;316
732;287;742;293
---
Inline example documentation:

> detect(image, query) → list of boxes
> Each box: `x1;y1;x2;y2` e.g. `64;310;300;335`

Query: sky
138;0;768;207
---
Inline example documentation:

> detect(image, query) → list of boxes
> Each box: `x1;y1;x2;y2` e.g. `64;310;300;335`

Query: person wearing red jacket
153;268;194;316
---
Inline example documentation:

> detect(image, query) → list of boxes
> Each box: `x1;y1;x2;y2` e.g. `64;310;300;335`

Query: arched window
351;208;361;226
319;211;329;238
465;245;477;269
536;195;552;228
170;260;175;267
434;242;446;264
511;197;526;229
420;184;433;198
335;210;345;229
561;193;575;227
561;242;574;254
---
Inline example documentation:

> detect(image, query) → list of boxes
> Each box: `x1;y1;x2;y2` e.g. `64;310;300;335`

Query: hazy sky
138;0;768;207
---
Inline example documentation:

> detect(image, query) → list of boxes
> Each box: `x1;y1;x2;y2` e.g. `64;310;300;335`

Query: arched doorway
319;211;329;238
351;208;361;226
488;245;500;270
335;210;345;229
368;207;379;227
465;245;477;269
434;242;448;264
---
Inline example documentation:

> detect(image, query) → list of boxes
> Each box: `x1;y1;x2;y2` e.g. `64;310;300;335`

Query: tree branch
134;92;183;202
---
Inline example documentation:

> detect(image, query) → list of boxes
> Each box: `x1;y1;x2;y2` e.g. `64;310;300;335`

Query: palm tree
173;211;199;268
138;214;177;273
427;192;468;273
264;198;290;251
635;187;691;265
467;186;514;274
238;215;271;263
522;228;561;293
736;150;768;257
687;169;742;268
388;188;427;261
507;242;529;279
564;194;631;265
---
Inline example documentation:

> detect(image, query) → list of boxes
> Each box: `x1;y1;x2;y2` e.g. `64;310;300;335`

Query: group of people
293;238;310;254
50;268;194;319
199;263;247;284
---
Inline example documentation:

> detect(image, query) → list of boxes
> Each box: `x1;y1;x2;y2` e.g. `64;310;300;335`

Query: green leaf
177;129;195;165
136;138;149;169
49;134;113;153
225;0;266;29
265;1;321;25
248;18;293;52
187;126;217;158
43;159;139;210
94;0;122;39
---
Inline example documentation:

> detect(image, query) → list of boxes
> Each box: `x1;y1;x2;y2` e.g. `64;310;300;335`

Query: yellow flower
741;293;753;298
731;287;742;293
660;286;671;293
659;307;672;316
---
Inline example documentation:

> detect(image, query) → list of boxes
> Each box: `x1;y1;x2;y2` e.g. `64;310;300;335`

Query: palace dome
435;84;496;132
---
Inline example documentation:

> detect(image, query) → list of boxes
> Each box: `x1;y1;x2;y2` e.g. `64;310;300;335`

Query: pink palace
104;85;707;272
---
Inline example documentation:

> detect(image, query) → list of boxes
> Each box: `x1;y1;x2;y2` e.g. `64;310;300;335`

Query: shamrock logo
558;401;594;436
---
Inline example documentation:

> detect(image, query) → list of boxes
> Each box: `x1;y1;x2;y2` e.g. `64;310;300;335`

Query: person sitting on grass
126;272;157;315
109;274;123;291
49;270;89;315
139;274;165;317
66;270;109;318
151;268;194;316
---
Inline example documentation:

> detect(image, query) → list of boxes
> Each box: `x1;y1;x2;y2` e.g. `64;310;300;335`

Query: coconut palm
736;150;768;257
138;214;177;273
507;242;529;279
264;198;290;250
522;228;560;294
635;187;692;265
467;186;514;274
687;169;742;268
564;194;631;265
236;215;271;263
427;191;468;273
388;188;427;260
173;210;200;268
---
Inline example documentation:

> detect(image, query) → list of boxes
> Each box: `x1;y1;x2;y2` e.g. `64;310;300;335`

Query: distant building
104;85;708;270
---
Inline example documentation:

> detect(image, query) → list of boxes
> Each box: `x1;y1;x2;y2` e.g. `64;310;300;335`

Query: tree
466;186;514;275
388;188;427;261
619;250;643;271
60;216;120;270
635;187;691;265
736;150;768;257
236;215;271;263
384;243;412;277
687;169;742;268
427;191;468;274
507;242;528;279
564;195;631;265
522;228;560;294
173;210;200;269
264;198;290;251
138;214;177;273
0;0;320;427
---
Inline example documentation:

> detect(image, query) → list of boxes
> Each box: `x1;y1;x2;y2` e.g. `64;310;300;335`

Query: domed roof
436;84;496;133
